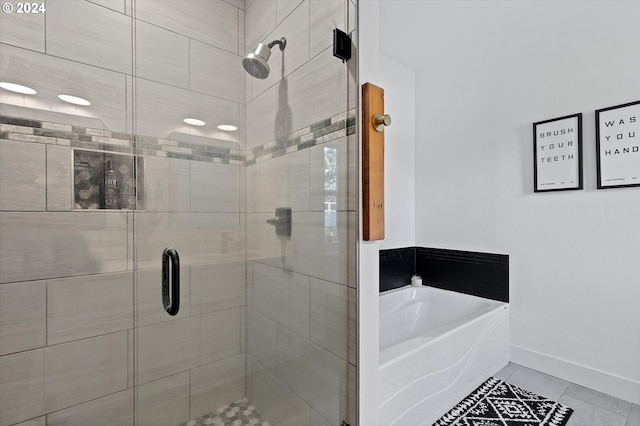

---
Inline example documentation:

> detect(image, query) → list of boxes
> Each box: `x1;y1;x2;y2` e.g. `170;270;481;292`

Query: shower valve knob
373;113;391;132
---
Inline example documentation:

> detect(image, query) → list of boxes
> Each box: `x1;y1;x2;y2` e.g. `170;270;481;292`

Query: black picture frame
596;100;640;189
533;113;583;192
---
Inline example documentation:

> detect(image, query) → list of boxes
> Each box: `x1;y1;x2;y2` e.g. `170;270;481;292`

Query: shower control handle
373;113;391;132
162;248;180;316
267;207;292;237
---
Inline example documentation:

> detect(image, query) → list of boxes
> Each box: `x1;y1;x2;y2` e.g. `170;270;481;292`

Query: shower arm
267;37;286;51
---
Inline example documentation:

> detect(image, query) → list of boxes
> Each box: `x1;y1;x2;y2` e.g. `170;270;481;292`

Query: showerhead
243;37;286;79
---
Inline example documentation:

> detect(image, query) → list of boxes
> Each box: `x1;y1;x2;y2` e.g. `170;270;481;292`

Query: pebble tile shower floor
180;398;270;426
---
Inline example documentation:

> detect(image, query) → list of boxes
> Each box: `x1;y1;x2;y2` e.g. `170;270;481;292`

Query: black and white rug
433;377;574;426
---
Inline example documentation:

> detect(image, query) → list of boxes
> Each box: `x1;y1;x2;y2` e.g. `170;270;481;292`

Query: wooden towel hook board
362;82;388;241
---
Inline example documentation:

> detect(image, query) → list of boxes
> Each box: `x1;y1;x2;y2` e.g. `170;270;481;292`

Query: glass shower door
131;1;247;425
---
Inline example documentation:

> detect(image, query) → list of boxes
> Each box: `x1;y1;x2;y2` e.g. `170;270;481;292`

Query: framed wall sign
596;100;640;189
533;113;583;192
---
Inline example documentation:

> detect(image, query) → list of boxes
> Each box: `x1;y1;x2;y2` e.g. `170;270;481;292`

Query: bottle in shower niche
104;160;119;209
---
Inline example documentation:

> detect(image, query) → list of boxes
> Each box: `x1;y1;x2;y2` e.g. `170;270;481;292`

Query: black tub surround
379;247;509;302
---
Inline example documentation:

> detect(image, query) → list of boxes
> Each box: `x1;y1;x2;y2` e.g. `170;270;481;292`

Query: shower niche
73;149;145;210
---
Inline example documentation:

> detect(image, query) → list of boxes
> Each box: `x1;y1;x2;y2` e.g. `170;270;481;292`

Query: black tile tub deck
379;246;509;302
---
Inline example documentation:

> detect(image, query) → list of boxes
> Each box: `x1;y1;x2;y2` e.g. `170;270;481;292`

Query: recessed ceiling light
0;82;37;95
217;124;238;132
184;118;206;126
58;94;91;106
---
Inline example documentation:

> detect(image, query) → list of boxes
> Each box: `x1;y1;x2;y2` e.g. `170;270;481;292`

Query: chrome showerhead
243;37;286;79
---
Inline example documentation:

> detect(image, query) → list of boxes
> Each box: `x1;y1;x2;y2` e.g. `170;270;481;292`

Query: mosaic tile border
0;108;356;165
247;109;357;165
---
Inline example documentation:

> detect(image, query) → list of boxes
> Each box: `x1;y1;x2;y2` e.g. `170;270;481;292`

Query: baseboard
510;344;640;405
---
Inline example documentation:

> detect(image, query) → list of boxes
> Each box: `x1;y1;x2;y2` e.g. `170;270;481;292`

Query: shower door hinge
340;421;350;426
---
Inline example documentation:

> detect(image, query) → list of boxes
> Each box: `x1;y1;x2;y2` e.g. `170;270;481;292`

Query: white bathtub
379;285;509;425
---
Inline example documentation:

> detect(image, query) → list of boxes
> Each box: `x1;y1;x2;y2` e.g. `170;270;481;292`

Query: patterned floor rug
433;377;573;426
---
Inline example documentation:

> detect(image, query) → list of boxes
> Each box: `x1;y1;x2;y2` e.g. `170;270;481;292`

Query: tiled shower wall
0;1;246;425
244;1;358;425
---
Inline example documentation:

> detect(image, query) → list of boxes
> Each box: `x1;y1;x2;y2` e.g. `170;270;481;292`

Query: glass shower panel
1;0;357;424
0;1;135;425
131;1;248;425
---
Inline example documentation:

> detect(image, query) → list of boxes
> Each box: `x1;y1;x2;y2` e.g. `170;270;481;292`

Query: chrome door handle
162;248;180;316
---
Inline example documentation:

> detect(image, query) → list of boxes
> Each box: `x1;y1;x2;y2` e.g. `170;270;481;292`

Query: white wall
359;0;417;422
411;1;640;404
379;55;416;250
358;2;381;423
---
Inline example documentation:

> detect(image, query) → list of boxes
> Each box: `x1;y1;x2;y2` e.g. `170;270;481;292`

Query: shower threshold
180;398;270;426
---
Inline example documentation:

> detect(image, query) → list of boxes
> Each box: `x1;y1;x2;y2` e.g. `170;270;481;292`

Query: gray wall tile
0;281;46;356
347;287;356;366
200;308;242;364
47;145;73;211
310;0;345;58
285;47;346;132
310;278;347;360
190;354;246;418
247;148;310;213
246;85;277;150
86;0;126;14
190;40;244;103
135;20;190;88
136;317;200;384
239;9;246;56
13;417;46;426
278;211;351;285
225;0;246;10
0;349;45;426
190;162;240;213
46;0;132;74
276;326;346;425
0;3;45;52
277;0;304;25
136;372;190;426
47;272;133;345
247;0;310;101
134;212;241;270
347;134;357;212
143;156;191;212
0;212;129;283
246;212;279;261
134;78;241;141
136;268;191;327
245;0;277;56
135;0;239;53
250;262;310;338
246;308;278;373
190;262;245;316
44;332;128;412
347;362;356;426
0;140;46;211
0;44;129;133
249;357;310;426
47;388;133;426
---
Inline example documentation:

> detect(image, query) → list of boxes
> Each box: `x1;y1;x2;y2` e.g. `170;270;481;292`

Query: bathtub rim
379;285;508;369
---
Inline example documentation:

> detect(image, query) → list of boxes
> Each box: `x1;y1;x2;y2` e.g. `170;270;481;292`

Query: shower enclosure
0;1;357;425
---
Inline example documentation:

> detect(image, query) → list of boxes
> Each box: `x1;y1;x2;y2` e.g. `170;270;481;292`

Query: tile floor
495;363;640;426
180;398;270;426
